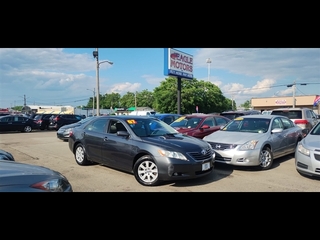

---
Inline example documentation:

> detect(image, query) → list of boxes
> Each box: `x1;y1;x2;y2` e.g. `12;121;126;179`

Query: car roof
154;113;181;116
98;115;159;120
233;115;277;120
184;114;216;117
271;107;308;110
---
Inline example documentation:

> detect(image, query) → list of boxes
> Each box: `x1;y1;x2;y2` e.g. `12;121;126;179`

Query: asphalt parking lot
0;130;319;192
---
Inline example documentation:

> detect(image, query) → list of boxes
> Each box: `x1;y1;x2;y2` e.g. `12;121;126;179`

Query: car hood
141;134;209;151
301;134;320;148
0;160;59;177
203;130;266;144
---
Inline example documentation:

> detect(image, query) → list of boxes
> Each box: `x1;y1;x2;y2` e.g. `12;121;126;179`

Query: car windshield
170;116;202;128
222;117;270;133
310;123;320;135
127;118;179;137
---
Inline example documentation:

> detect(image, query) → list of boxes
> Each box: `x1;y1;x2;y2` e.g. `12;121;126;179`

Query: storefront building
251;95;320;114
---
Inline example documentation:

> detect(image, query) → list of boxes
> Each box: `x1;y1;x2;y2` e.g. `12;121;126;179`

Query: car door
101;119;134;172
0;116;13;131
82;118;108;163
269;117;288;157
201;116;220;137
11;116;26;131
280;117;298;153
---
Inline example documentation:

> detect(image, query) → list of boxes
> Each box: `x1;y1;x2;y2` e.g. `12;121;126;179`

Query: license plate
202;162;210;171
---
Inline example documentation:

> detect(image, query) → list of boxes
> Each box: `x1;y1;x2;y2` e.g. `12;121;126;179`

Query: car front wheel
74;144;91;165
258;147;273;170
134;155;160;186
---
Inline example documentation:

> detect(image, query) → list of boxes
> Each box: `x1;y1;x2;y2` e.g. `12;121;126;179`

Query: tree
153;77;230;114
102;92;121;109
136;90;154;109
120;92;136;109
240;100;251;109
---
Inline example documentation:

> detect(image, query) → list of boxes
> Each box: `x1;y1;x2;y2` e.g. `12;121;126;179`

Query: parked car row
1;107;319;191
0;113;85;133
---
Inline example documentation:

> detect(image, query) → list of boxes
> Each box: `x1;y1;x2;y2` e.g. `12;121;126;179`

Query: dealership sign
164;48;193;79
275;99;287;105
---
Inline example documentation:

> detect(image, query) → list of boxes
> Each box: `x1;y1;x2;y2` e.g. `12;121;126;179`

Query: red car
170;114;230;139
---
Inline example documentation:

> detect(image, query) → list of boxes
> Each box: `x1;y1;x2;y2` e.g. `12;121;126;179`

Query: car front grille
187;147;214;161
207;142;237;150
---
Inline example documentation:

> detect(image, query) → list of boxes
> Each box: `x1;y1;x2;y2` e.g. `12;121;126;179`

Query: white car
295;121;320;178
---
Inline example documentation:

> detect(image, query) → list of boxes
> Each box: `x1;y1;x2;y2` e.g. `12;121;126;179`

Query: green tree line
12;77;251;114
86;77;250;114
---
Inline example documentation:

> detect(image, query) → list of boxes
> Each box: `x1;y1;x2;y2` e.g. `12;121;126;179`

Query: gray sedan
0;159;73;192
295;121;320;178
203;115;304;170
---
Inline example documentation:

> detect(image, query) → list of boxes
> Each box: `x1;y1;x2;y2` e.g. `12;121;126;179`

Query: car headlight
31;178;73;192
158;149;188;161
239;140;258;150
297;143;310;156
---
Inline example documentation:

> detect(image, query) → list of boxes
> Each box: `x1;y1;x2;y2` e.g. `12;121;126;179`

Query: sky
1;48;319;109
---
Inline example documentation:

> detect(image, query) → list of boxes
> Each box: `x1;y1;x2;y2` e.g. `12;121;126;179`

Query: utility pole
24;94;26;108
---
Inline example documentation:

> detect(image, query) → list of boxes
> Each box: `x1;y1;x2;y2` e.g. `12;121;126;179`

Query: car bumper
295;150;320;177
214;148;261;166
156;156;215;181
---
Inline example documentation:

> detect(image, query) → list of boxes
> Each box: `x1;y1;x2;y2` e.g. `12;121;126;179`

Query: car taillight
294;119;308;124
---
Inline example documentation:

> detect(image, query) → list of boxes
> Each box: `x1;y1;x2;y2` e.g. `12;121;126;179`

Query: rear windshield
271;110;302;119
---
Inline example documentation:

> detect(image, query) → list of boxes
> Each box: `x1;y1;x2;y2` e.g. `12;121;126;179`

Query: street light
87;88;95;116
93;48;113;116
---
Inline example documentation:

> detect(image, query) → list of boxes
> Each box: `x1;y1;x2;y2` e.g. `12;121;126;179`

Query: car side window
202;117;215;127
281;118;293;129
86;119;107;132
306;110;312;118
215;117;229;126
0;117;10;122
163;117;172;125
108;120;118;134
271;118;283;130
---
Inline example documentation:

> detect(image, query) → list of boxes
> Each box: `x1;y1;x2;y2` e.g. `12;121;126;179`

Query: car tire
74;144;92;166
258;147;273;170
134;155;160;186
23;125;32;132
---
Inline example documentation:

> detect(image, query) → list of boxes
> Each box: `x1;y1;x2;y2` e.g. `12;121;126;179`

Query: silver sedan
295;121;320;178
203;115;304;170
